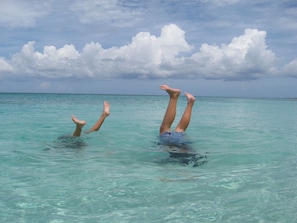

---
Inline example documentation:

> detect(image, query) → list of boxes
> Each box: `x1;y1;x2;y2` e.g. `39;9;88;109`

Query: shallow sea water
1;93;297;222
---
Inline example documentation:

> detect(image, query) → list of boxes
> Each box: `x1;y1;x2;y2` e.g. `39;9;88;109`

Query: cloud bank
1;24;295;81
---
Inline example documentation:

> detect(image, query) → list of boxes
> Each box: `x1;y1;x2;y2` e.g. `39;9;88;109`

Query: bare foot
103;101;110;116
184;92;195;104
72;115;86;127
160;85;181;98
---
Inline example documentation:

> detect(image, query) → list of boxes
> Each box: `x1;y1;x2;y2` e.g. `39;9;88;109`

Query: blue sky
0;0;296;97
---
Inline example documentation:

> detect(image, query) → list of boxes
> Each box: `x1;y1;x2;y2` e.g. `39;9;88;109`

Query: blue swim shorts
159;132;192;148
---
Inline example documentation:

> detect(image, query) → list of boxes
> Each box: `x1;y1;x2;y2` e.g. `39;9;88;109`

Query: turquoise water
1;93;297;222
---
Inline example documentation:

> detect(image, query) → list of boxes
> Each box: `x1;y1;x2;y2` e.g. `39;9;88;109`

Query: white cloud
10;41;91;78
0;0;48;28
0;57;14;78
70;0;144;27
201;0;240;7
283;59;297;77
188;28;277;79
0;24;294;81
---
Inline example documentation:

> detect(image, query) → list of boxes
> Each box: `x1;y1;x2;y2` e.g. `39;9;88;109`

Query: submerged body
158;85;207;167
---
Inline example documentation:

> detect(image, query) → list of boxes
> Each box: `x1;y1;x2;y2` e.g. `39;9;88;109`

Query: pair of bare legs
160;85;195;135
71;101;110;137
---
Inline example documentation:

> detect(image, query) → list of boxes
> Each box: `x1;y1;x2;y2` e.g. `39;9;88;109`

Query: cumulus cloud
283;59;297;77
0;23;294;81
187;28;277;80
0;57;14;78
10;41;91;78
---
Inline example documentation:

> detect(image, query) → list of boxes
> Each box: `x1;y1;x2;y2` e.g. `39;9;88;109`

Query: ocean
1;93;297;222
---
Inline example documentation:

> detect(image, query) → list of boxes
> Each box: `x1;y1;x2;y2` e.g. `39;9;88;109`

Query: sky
0;0;296;97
